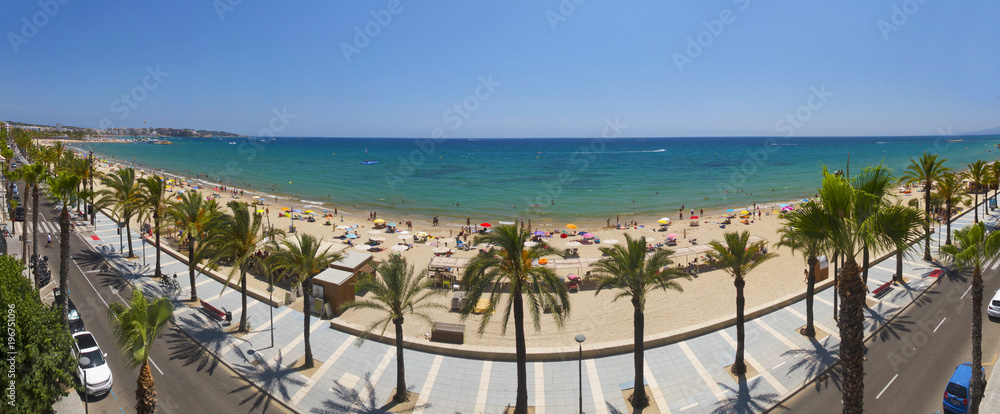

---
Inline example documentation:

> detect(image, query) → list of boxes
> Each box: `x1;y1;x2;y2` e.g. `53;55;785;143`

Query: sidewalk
82;207;988;413
52;392;86;414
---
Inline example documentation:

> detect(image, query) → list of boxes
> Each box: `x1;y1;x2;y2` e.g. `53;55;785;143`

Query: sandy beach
74;146;955;350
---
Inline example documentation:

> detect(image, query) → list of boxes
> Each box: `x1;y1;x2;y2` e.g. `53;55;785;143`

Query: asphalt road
21;183;293;413
774;262;1000;413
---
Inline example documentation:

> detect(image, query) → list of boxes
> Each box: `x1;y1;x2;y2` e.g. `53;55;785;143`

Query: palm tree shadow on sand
712;376;780;414
781;337;843;393
311;372;430;414
231;352;306;411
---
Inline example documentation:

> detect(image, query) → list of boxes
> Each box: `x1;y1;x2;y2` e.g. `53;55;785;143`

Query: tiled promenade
75;207;983;413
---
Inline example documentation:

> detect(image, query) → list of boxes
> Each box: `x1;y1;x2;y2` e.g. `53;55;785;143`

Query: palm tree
269;234;341;368
167;192;220;302
853;164;896;284
339;255;446;403
900;152;950;260
936;172;967;246
108;289;174;414
215;201;282;333
1;147;13;195
459;224;571;414
706;231;774;376
95;168;141;257
137;176;172;280
990;162;1000;208
965;160;989;224
877;206;924;284
777;201;830;337
590;234;690;410
941;223;1000;414
21;163;46;285
43;172;81;325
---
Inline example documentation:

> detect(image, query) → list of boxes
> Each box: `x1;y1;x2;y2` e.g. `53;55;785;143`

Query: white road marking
412;355;444;414
357;348;394;410
475;361;492;414
534;362;545;414
585;359;608;414
772;361;787;370
289;336;357;405
962;285;973;300
643;360;671;414
875;374;898;399
718;330;788;395
934;317;947;333
679;402;699;411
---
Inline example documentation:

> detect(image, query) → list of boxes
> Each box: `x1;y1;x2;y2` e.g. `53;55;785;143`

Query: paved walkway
69;206;992;413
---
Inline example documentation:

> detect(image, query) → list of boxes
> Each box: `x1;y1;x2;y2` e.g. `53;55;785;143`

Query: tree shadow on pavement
712;376;780;414
231;352;306;411
782;337;842;393
311;372;429;414
865;304;913;343
167;314;229;375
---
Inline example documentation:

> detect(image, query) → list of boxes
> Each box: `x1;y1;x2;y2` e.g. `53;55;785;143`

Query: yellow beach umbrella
740;210;750;215
374;219;386;223
304;210;315;214
256;209;265;213
657;219;670;224
566;224;578;229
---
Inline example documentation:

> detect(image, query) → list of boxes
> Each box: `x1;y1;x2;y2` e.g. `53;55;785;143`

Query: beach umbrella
416;231;429;237
336;225;351;230
801;199;809;202
374;219;386;224
370;236;385;242
565;241;582;247
345;233;358;239
398;234;414;240
739;211;750;215
580;232;595;238
256;209;265;213
666;233;678;239
281;207;291;211
354;244;372;251
397;230;410;234
388;222;397;227
481;222;492;228
304;210;315;214
690;216;700;220
779;204;790;208
533;230;547;236
293;209;303;213
367;230;382;235
433;247;450;253
391;245;409;252
566;224;578;229
252;196;260;199
726;209;735;212
603;239;619;244
524;241;538;247
657;218;670;224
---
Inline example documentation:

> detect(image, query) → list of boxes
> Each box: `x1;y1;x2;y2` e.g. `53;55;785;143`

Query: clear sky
1;0;997;138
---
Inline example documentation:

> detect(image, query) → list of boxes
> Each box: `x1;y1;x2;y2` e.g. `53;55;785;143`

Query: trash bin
289;225;296;233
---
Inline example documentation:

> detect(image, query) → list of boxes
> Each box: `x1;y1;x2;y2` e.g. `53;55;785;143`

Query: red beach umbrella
481;222;492;227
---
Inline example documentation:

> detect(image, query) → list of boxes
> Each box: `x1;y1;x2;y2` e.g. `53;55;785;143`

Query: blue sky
1;0;997;138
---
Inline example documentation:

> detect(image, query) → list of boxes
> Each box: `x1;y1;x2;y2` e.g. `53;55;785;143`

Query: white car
988;290;1000;319
72;331;113;395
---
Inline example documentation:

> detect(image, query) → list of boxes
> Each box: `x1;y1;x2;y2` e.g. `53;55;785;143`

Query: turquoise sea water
70;135;1000;226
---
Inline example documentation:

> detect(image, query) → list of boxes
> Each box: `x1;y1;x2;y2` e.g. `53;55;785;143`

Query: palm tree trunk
839;259;865;414
239;267;248;332
393;317;408;403
972;266;985;414
631;299;648;409
126;220;135;257
923;181;933;261
513;289;528;414
803;256;817;337
21;194;27;268
31;184;39;284
89;161;95;226
59;206;70;326
135;361;157;414
945;200;953;246
303;276;314;368
974;191;979;223
153;212;161;280
187;235;198;302
732;278;747;376
861;244;869;285
894;250;904;283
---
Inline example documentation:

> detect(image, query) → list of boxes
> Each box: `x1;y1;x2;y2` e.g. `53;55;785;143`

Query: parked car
67;299;85;334
943;362;983;413
988;290;1000;319
13;206;24;221
71;331;113;396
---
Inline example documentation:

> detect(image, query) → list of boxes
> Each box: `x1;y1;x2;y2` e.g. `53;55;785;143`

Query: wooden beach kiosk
311;251;374;316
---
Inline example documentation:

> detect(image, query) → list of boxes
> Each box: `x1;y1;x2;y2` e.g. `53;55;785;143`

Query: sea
68;135;1000;227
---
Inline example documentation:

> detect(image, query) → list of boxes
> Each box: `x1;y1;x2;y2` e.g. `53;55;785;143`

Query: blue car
943;362;984;413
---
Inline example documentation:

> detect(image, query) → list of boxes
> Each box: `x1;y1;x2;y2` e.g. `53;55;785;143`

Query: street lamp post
575;334;586;414
118;222;123;254
79;356;90;414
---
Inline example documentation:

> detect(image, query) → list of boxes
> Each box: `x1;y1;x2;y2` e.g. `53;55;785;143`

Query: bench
871;280;894;299
200;299;231;324
928;269;943;278
431;322;464;344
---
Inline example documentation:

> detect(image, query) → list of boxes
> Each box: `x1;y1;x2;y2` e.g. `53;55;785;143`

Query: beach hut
310;251;375;316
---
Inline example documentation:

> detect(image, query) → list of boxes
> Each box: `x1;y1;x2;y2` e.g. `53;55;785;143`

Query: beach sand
79;148;956;350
